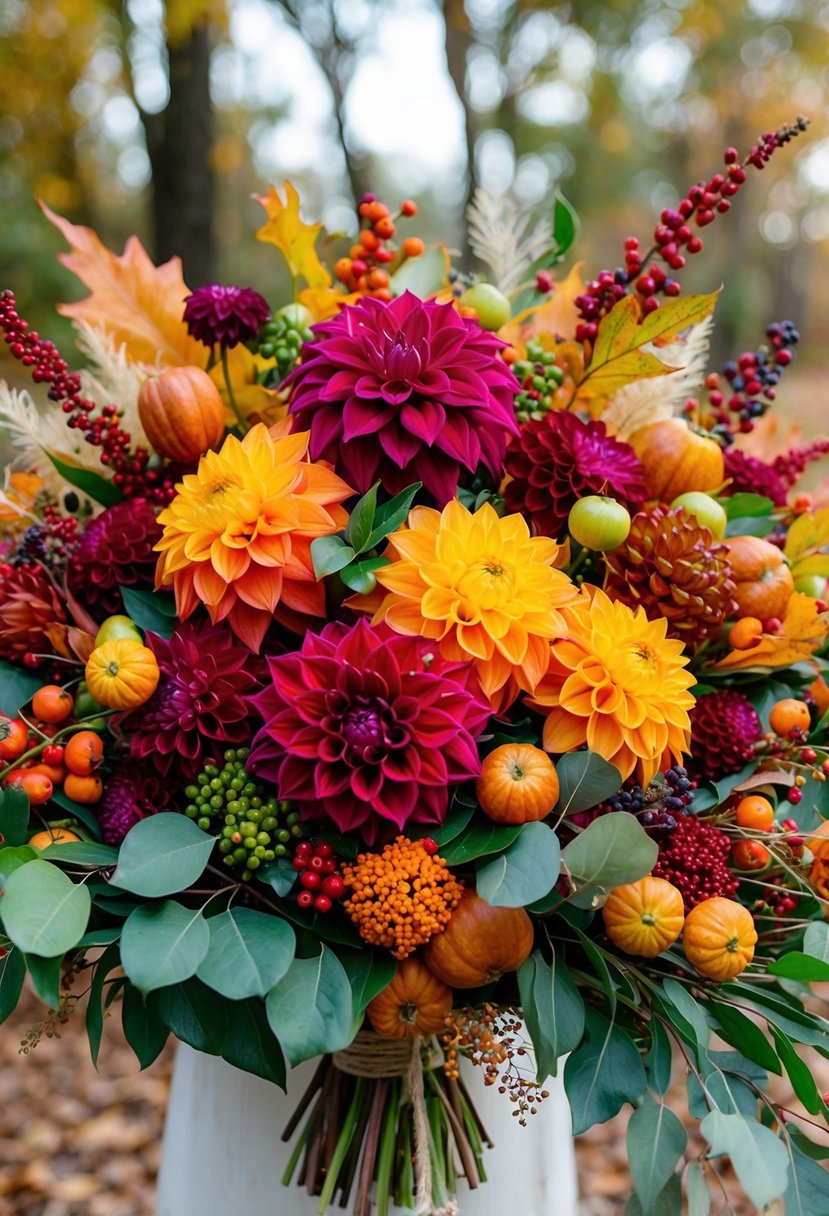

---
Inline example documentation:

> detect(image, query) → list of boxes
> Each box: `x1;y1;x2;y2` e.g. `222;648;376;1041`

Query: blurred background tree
1;0;828;361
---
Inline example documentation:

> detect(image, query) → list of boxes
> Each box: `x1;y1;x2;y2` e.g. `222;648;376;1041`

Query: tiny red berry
297;890;314;910
299;870;321;890
786;787;803;804
313;894;333;914
322;874;345;899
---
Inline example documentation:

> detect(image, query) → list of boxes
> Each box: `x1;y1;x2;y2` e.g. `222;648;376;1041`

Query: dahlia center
456;556;516;608
383;332;424;384
339;698;406;764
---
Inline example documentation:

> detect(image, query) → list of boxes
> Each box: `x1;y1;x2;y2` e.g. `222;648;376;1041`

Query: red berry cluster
703;320;800;440
292;840;345;914
334;195;424;298
652;814;738;911
0;290;174;505
574;117;810;344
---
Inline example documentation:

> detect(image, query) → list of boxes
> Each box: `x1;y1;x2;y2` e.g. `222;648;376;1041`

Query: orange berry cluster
342;835;462;960
441;1004;550;1125
334;195;425;300
0;685;105;809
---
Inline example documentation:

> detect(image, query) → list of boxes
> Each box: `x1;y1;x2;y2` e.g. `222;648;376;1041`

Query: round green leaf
0;845;37;878
556;751;623;815
700;1112;789;1211
121;901;210;993
0;859;90;957
111;813;215;897
196;908;295;1000
627;1097;687;1213
476;821;560;907
564;1007;646;1134
266;945;355;1065
562;812;658;906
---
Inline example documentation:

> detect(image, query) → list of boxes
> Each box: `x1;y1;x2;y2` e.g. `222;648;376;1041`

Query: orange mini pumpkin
367;958;453;1040
423;889;534;989
28;827;81;849
85;639;160;711
725;535;794;621
734;796;774;831
629;418;724;502
602;876;685;958
476;743;559;824
682;896;757;980
768;698;811;739
138;366;226;463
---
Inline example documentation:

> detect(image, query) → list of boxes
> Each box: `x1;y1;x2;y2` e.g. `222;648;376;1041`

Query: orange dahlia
356;499;579;712
154;422;351;650
527;588;695;784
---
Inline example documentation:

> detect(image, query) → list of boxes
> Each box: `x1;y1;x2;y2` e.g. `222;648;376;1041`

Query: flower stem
221;345;247;432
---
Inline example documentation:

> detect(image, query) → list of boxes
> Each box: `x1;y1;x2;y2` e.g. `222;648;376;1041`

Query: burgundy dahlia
286;291;519;505
184;284;270;349
504;411;647;539
126;619;258;778
248;618;491;845
96;765;170;845
652;814;738;911
66;497;161;621
0;562;67;663
688;690;763;781
723;449;789;507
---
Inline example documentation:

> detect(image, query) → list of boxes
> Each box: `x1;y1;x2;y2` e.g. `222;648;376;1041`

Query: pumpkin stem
641;913;656;925
106;661;120;676
725;935;740;953
398;1002;418;1026
510;764;525;781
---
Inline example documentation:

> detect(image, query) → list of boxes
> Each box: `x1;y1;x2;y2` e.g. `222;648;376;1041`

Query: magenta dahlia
724;440;829;507
184;284;270;348
248;618;491;845
688;690;763;781
286;291;519;504
504;411;647;539
652;814;738;910
126;619;258;778
66;497;161;621
96;765;170;845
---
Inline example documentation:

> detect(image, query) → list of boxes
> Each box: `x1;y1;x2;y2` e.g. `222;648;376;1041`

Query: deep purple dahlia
126;619;258;778
247;618;491;845
286;291;519;505
96;765;170;845
66;497;161;621
183;284;270;349
504;410;647;539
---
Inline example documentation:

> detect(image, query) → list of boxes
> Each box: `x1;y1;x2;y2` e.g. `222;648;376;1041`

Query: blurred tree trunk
142;23;215;286
442;0;476;259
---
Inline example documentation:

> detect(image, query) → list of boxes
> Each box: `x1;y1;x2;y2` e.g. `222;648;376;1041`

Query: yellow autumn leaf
784;508;829;581
500;261;586;350
42;202;204;367
254;182;332;292
714;592;828;671
571;289;720;413
208;346;284;426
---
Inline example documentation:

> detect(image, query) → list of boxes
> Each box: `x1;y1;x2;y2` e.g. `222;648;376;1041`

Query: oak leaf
784;508;829;581
714;592;828;671
41;203;204;367
254;182;332;291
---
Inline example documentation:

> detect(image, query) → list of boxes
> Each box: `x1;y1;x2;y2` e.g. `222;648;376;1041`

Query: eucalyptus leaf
0;860;90;956
40;841;118;867
476;821;560;907
122;984;170;1069
0;948;25;1024
339;947;397;1022
25;952;63;1007
0;786;30;847
266;945;355;1065
121;901;210;993
517;948;585;1081
768;1025;824;1115
564;1008;647;1135
627;1097;687;1214
562;813;657;905
555;751;622;815
685;1162;710;1216
624;1175;682;1216
196;908;295;1000
111;813;214;897
700;1111;789;1210
152;977;228;1056
803;921;829;964
0;845;37;878
706;1002;780;1073
644;1020;673;1097
86;944;122;1066
783;1143;829;1216
220;998;286;1087
439;821;521;865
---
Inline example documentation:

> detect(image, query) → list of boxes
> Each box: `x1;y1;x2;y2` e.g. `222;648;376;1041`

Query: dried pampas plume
0;382;101;494
467;189;552;295
75;322;150;448
602;315;715;441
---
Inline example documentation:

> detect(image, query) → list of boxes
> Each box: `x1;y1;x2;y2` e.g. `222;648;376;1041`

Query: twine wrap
331;1031;452;1216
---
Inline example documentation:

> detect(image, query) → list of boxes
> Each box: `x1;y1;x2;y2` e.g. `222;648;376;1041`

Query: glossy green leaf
119;587;177;638
220;998;286;1087
0;860;90;956
339;947;397;1022
258;856;297;898
49;788;103;839
627;1097;687;1214
518;948;585;1081
338;555;389;594
476;821;560;907
706;1002;781;1073
0;845;37;878
266;945;355;1065
0;948;25;1024
661;980;710;1052
0;786;30;847
196;908;295;1000
152;978;227;1056
552;190;579;257
345;482;378;552
85;944;122;1066
40;841;118;867
768;1025;824;1115
564;1008;647;1134
25;952;62;1007
0;660;41;716
724;493;775;520
555;751;623;815
389;245;450;297
783;1143;829;1216
310;534;356;578
803;921;829;964
122;983;170;1069
700;1112;789;1210
368;482;422;549
439;821;521;865
46;451;122;507
768;951;829;982
562;813;657;906
121;901;210;993
111;813;214;897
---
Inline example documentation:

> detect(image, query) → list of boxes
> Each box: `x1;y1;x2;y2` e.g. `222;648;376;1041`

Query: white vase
157;1044;579;1216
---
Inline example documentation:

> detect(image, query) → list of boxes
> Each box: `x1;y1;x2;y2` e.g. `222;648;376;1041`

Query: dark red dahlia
723;449;789;507
652;814;738;910
248;618;491;845
286;291;519;505
0;562;67;663
184;284;270;349
688;690;762;781
504;411;647;539
66;497;162;621
96;765;170;845
126;619;258;778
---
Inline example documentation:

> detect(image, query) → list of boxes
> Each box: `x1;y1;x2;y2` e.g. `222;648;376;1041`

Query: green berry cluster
250;312;314;383
183;748;303;882
513;339;565;421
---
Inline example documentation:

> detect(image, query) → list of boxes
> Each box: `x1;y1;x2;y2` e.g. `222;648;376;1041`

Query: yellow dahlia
154;422;351;651
526;588;695;785
357;499;579;712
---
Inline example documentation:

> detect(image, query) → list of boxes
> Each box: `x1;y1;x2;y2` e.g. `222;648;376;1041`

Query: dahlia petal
543;708;588;754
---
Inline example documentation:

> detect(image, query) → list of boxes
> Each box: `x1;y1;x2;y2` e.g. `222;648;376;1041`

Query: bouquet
2;113;829;1215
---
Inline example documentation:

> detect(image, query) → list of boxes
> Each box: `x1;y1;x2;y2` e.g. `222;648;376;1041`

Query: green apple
459;283;511;331
795;574;828;598
568;496;632;551
94;614;143;646
670;491;727;540
73;682;108;719
276;303;314;328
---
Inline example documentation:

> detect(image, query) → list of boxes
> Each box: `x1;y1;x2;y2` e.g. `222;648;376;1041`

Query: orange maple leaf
500;261;586;350
254;182;332;292
714;592;829;671
41;202;204;367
